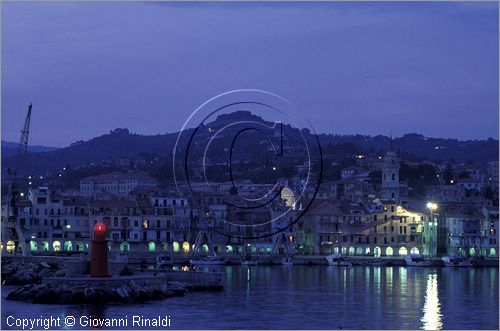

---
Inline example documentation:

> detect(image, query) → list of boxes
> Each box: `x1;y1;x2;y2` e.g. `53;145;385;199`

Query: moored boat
325;253;352;267
190;255;226;266
441;255;473;267
405;254;433;267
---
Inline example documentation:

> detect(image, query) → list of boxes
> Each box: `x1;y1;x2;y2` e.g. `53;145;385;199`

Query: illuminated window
42;241;49;251
142;219;149;229
386;246;393;256
226;245;234;253
120;241;130;252
202;244;209;253
489;248;496;257
64;241;73;251
52;241;61;252
182;241;190;253
410;247;419;255
30;241;38;252
6;240;15;253
173;241;180;253
148;241;156;252
398;247;408;256
76;242;85;251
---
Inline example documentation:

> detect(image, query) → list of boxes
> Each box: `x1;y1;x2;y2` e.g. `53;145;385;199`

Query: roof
82;171;156;182
63;196;88;206
89;199;137;208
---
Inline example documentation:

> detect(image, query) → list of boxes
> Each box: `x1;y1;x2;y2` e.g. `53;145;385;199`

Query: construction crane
18;103;33;155
2;103;33;257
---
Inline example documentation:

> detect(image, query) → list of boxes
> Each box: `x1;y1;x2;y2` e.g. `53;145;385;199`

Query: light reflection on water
421;273;443;330
1;266;497;330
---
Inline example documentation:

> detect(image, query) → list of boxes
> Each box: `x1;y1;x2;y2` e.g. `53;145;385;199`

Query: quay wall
42;272;224;289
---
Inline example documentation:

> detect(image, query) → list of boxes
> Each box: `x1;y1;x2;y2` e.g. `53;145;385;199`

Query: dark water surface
2;266;498;329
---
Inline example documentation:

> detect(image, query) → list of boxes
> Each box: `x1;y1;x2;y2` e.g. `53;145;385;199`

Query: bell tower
381;137;399;202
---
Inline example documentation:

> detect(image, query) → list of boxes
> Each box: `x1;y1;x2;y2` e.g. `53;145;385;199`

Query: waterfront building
295;196;427;257
80;171;158;197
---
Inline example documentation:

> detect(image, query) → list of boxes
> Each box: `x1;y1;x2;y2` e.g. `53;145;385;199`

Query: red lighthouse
90;222;110;278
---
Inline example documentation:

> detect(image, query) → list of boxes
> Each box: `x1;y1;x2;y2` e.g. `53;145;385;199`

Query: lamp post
426;202;438;257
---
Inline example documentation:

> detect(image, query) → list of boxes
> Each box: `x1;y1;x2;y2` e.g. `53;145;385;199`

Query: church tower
381;138;399;201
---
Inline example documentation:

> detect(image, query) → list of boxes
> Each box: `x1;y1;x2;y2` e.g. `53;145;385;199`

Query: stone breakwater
2;260;61;285
6;278;187;304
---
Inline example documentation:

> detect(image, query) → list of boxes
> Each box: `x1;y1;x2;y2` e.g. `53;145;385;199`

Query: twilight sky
2;1;498;147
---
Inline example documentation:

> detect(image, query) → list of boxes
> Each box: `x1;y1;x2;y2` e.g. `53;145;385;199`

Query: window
391;206;395;212
392;173;395;181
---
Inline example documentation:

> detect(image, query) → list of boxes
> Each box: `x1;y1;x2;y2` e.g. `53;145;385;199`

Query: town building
80;171;158;197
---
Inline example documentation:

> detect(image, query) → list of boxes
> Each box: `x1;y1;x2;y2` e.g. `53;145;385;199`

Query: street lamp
426;202;438;257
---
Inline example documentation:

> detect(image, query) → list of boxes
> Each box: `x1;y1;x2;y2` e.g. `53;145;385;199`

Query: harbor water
2;265;498;329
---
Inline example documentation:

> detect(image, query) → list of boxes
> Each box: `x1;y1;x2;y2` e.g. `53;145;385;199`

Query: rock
33;286;59;304
160;284;169;295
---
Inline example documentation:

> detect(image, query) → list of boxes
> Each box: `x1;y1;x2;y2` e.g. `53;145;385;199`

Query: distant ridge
2;140;59;158
1;112;498;175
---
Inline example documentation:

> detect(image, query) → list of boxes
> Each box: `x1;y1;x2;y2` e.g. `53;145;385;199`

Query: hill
2;141;59;158
1;112;498;177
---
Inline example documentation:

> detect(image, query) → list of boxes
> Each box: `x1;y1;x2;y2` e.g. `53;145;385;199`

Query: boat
189;255;226;266
281;256;293;266
441;255;473;267
405;254;433;267
368;258;388;267
325;253;352;267
156;254;173;270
